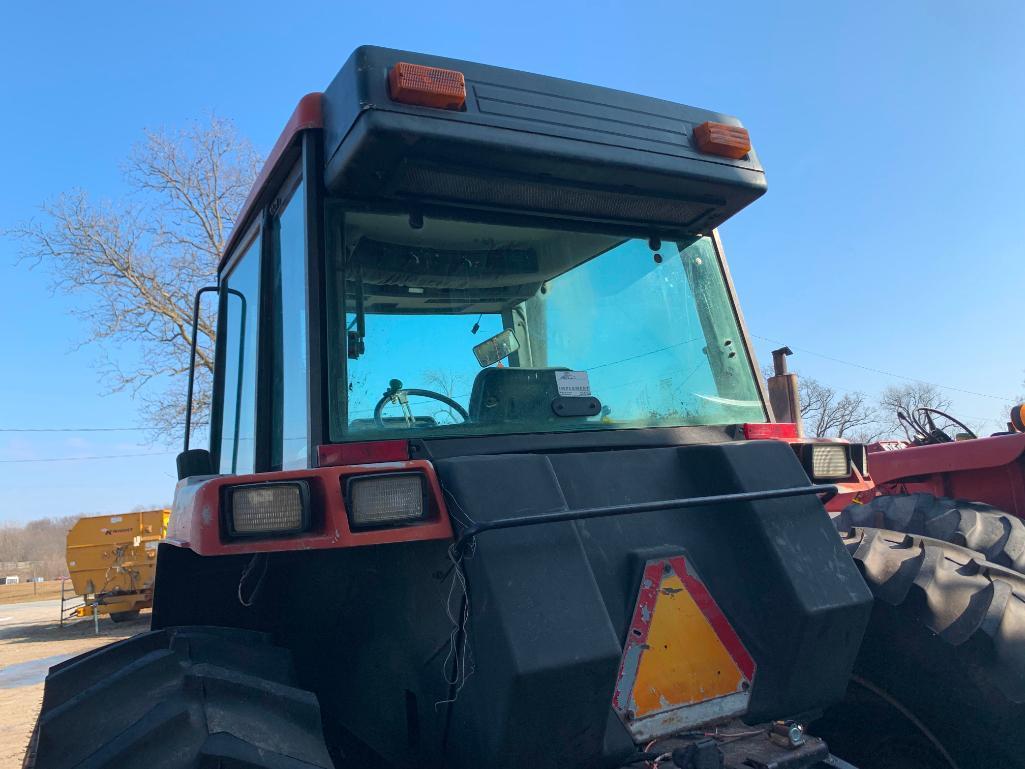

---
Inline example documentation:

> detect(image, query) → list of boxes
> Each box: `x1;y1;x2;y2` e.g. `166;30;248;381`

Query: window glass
527;237;762;425
327;211;765;441
345;312;503;430
270;180;309;469
218;235;261;473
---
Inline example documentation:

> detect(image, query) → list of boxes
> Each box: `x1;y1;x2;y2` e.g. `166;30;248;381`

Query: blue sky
1;0;1023;523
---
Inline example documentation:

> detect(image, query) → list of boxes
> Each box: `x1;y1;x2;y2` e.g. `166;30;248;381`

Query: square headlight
345;473;428;530
225;481;310;536
803;444;852;481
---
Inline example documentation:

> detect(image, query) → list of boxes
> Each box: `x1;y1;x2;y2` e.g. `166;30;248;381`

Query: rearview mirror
473;329;520;367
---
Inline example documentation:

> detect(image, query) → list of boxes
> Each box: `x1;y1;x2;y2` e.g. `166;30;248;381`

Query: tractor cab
203;48;771;478
156;47;871;769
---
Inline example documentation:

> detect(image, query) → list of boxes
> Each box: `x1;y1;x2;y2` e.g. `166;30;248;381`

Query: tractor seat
468;367;570;424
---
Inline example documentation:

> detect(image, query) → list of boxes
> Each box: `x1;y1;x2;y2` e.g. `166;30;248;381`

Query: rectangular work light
802;444;852;481
345;473;428;529
225;481;310;536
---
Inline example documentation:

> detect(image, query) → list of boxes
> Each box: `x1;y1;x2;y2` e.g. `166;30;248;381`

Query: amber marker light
388;62;466;110
693;121;751;159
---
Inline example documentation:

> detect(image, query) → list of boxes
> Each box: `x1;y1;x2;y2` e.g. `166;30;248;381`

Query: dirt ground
0;582;63;606
0;599;149;768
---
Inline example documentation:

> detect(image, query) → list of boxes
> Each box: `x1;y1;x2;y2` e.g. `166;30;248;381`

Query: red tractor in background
764;346;1025;571
835;405;1025;572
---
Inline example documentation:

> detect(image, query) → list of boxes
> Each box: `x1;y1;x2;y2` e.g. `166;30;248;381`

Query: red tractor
24;47;1025;769
835;405;1025;571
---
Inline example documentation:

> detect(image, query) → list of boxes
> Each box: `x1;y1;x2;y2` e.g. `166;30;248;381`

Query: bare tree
876;382;953;439
799;377;879;439
422;369;470;424
759;366;878;439
1007;375;1025;429
10;116;260;440
0;515;79;580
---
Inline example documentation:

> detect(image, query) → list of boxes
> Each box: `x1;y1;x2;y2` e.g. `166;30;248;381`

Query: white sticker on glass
555;371;592;397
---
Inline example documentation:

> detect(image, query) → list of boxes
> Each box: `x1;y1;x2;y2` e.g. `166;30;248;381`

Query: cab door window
269;176;310;470
217;234;261;474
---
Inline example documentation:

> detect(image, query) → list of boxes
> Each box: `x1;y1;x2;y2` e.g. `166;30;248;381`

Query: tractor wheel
23;626;334;769
834;492;1025;573
814;528;1025;769
109;609;141;623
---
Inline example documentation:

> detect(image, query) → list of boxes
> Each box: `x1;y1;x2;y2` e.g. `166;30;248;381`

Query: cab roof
222;46;765;270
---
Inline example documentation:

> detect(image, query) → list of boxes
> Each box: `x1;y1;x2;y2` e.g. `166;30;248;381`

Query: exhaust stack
767;346;804;437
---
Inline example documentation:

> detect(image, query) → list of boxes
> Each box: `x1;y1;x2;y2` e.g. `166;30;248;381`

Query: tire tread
836;493;1025;571
27;627;332;769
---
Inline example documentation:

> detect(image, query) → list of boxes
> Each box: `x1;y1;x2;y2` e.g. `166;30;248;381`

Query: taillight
224;481;311;536
743;422;798;440
345;473;429;529
693;121;751;159
388;62;466;110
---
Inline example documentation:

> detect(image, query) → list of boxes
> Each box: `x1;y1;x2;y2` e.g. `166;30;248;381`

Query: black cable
621;751;662;766
0;426;145;432
238;553;269;607
753;333;1015;402
0;451;175;464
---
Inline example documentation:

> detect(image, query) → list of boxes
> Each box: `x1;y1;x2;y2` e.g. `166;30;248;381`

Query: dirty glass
327;211;764;440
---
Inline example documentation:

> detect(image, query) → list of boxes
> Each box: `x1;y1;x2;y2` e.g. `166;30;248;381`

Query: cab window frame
210;218;264;475
211;129;326;474
322;201;770;443
265;163;310;471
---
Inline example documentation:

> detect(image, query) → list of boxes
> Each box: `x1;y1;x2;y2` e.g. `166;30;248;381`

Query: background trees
0;516;78;579
774;369;969;441
11;117;259;441
798;377;879;441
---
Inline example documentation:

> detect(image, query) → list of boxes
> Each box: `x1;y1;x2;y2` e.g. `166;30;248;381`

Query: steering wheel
896;409;923;443
913;407;977;443
373;380;469;428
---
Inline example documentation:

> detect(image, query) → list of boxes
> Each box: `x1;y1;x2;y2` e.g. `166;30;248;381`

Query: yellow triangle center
631;572;745;716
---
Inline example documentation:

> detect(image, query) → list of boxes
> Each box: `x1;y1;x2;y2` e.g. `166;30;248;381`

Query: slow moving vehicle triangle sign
612;556;756;741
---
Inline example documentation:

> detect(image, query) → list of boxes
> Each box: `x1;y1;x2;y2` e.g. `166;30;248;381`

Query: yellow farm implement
63;509;168;623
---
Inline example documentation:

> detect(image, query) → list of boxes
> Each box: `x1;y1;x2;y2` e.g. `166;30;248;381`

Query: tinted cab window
217;235;260;473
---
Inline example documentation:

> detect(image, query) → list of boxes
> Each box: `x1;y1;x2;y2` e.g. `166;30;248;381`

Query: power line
584;335;704;372
0;427;147;433
753;334;1017;402
0;451;175;464
805;373;1002;427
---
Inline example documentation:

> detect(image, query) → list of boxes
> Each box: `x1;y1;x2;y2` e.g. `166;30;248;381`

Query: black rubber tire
834;492;1025;573
109;609;141;623
23;626;334;769
814;528;1025;769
